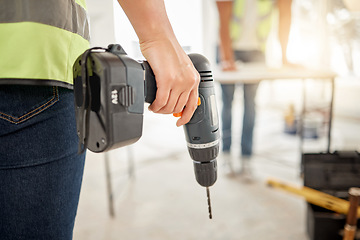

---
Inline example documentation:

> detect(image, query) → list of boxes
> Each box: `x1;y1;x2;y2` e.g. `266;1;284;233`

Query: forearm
278;0;292;63
117;0;177;45
116;0;200;126
216;1;234;63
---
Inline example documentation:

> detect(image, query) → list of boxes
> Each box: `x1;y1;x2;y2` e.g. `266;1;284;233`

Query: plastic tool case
303;151;360;240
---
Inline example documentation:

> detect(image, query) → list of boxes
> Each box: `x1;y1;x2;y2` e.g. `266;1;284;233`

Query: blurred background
74;0;360;239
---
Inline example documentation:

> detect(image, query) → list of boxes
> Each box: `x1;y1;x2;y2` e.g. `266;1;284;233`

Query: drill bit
206;187;212;219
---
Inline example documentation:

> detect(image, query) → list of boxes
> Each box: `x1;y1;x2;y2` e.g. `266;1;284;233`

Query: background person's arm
278;0;292;65
117;0;200;127
216;0;236;71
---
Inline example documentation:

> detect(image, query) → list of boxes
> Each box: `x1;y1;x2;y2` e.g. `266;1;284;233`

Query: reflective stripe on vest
231;0;274;51
0;0;90;87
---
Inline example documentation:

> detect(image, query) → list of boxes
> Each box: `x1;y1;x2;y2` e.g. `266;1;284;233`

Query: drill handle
142;53;212;104
142;61;157;104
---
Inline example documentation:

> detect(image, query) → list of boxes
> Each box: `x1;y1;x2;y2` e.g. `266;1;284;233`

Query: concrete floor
73;83;360;240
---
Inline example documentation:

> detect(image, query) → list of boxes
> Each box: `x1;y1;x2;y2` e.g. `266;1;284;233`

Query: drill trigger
173;97;201;117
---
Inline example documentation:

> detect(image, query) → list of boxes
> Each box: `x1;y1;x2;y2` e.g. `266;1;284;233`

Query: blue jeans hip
0;85;82;168
0;85;85;240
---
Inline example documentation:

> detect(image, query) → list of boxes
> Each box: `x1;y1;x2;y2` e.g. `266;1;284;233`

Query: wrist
137;21;176;45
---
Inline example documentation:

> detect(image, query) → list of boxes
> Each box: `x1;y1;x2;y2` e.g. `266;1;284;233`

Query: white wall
86;0;116;47
88;0;212;60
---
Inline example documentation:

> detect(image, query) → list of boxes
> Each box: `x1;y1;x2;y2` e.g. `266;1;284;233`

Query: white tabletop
213;63;337;84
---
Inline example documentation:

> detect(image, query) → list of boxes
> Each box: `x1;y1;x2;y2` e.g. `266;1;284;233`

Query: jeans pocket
0;85;59;124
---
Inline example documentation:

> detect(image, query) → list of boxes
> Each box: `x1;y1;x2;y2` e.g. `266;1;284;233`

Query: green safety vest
0;0;90;88
231;0;274;51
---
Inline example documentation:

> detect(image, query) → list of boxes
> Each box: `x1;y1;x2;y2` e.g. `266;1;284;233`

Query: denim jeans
220;50;264;157
0;85;86;240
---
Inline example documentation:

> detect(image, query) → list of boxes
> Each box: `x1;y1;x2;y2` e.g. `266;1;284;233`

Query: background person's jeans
221;83;258;156
0;85;86;240
219;50;264;157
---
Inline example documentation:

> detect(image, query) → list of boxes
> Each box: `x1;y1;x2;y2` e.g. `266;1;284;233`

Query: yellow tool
266;178;360;217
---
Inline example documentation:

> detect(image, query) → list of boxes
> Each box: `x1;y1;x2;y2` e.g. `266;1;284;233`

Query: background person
216;0;292;178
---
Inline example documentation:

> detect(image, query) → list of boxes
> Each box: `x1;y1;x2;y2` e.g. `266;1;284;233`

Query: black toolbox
302;151;360;240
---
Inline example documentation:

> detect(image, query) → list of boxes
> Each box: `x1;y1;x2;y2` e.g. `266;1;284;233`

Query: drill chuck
187;140;219;187
193;159;217;187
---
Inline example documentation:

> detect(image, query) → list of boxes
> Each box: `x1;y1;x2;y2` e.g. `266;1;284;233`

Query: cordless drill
73;44;220;218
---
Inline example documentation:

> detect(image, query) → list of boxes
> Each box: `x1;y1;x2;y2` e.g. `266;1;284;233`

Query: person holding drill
0;0;199;239
216;0;292;178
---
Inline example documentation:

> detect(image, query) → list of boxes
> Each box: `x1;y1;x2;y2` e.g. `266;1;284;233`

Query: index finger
176;91;198;127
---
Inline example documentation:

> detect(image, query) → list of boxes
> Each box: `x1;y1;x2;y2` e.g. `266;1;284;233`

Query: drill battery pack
303;151;360;240
72;45;146;153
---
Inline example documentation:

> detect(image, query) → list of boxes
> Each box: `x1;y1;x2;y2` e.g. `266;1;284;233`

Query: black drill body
73;44;219;188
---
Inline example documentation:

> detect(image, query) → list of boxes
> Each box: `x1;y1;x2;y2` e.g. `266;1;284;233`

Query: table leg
104;152;115;218
327;77;335;153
